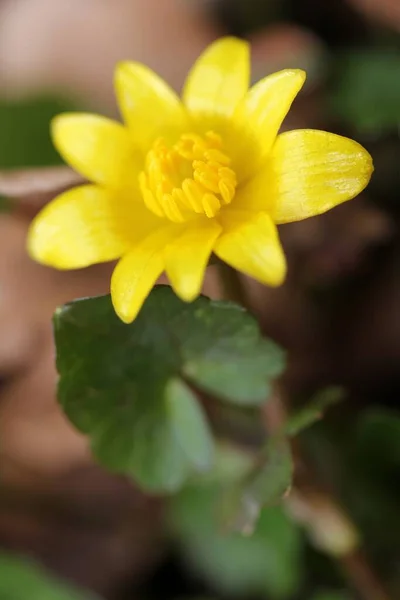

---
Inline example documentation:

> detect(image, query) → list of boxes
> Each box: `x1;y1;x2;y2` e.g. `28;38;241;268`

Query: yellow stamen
182;179;205;213
139;131;237;222
202;193;221;218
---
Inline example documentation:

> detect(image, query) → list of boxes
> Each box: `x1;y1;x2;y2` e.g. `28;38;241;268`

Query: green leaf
0;96;77;168
184;337;284;405
0;194;12;213
285;387;345;437
223;435;293;534
166;378;214;471
169;484;303;599
0;554;97;600
54;287;284;492
331;50;400;132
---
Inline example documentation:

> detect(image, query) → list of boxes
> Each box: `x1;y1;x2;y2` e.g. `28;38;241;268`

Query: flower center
139;131;237;223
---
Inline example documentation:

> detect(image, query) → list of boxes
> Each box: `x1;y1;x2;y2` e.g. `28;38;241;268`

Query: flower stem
217;262;248;306
216;267;391;600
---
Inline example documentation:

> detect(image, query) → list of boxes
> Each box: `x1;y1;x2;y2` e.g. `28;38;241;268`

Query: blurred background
0;1;399;599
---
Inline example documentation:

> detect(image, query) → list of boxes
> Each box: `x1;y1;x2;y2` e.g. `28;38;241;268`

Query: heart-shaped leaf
54;287;285;492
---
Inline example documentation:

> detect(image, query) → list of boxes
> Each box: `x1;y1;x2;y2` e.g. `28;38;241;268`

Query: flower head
28;38;373;323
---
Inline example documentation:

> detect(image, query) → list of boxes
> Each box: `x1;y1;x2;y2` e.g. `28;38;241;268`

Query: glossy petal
183;37;250;118
165;219;221;301
52;113;141;189
234;130;374;221
27;185;159;269
235;69;306;161
215;210;286;286
111;226;177;323
271;130;374;223
115;61;188;150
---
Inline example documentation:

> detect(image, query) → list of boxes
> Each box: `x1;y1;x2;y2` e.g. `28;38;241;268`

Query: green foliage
223;435;293;534
0;555;96;600
54;287;285;492
285;387;345;437
304;407;400;576
217;387;344;534
0;96;76;168
331;50;400;132
166;378;214;472
169;483;303;599
184;332;283;406
347;409;400;527
347;409;400;559
0;194;12;212
310;591;353;600
354;408;400;467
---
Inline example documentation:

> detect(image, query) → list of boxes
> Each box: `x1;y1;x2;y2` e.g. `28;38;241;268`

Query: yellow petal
165;219;221;301
52;113;140;189
271;130;374;223
233;130;374;221
235;69;306;161
27;184;160;269
215;210;286;286
111;226;177;323
115;61;188;150
183;37;250;118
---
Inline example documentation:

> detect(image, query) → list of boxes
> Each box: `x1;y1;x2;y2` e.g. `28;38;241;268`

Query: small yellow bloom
28;38;373;323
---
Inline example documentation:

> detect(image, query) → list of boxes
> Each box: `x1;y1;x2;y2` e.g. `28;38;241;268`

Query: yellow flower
28;37;373;323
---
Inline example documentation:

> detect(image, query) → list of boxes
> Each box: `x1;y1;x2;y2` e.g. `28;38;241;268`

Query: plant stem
217;262;248;306
216;265;391;600
341;551;391;600
263;391;391;600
